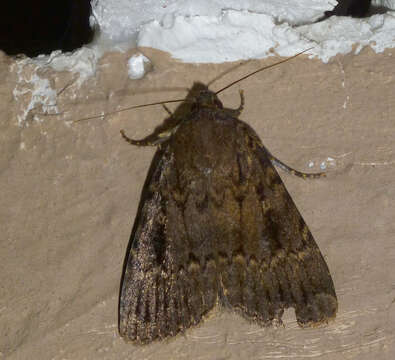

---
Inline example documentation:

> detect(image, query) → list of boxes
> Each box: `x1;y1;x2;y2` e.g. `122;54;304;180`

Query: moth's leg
120;125;179;147
269;152;325;179
226;90;245;117
121;104;181;146
236;90;245;114
162;104;173;116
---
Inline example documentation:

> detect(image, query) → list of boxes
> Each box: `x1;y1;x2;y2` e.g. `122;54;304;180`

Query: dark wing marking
119;147;218;344
219;123;337;326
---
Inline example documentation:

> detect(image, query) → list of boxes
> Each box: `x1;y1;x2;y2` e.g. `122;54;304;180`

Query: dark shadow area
0;0;95;57
316;0;391;23
324;0;372;18
314;0;392;23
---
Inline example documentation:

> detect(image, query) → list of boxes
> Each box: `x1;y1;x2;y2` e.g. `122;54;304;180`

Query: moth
118;53;338;344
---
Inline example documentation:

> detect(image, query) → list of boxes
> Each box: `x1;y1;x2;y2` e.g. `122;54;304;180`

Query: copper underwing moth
117;51;338;344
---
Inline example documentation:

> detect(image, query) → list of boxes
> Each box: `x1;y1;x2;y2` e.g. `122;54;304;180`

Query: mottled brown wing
119;147;218;344
219;121;338;326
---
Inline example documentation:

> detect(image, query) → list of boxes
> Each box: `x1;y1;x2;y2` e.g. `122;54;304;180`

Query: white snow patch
12;62;59;126
34;47;100;86
127;53;152;79
139;11;282;62
93;0;395;63
297;12;395;62
11;47;102;126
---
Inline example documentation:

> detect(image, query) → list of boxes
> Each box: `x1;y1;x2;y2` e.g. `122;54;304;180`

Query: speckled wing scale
119;82;337;344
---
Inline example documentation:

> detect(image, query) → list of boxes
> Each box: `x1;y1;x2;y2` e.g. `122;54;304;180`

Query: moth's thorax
171;110;242;181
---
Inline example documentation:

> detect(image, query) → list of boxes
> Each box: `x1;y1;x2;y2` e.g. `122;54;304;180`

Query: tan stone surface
1;46;395;359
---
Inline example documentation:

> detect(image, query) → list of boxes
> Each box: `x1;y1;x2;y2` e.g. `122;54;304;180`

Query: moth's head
189;82;223;110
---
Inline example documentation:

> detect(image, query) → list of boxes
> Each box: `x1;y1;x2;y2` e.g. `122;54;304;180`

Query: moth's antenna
73;98;188;123
215;48;313;95
74;48;313;123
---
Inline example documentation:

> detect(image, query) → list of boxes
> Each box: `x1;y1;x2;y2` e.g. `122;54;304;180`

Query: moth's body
119;83;337;344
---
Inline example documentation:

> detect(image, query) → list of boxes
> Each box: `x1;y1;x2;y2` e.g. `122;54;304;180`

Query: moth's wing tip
118;332;163;345
119;316;202;345
119;333;157;345
295;292;338;327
